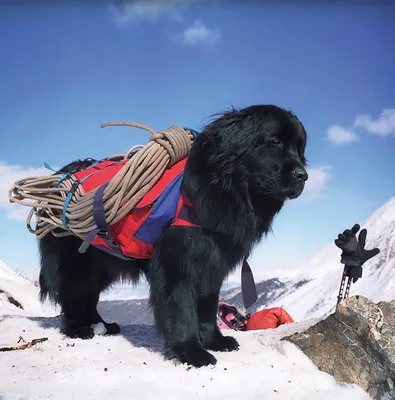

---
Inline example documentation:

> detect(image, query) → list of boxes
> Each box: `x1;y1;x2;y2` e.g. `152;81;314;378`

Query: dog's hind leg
39;234;120;339
59;277;121;340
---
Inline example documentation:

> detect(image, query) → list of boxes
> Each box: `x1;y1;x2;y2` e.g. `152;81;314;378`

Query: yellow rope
8;122;194;239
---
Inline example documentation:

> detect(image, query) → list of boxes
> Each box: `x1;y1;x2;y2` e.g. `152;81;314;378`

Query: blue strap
182;127;200;138
62;181;80;232
78;182;130;260
44;161;58;172
78;182;108;253
44;161;71;188
93;182;110;232
57;174;70;188
44;159;104;188
78;229;99;253
61;159;114;231
57;159;104;188
178;203;200;226
241;259;258;310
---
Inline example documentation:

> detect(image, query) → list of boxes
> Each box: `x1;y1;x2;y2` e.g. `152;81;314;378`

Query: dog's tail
38;268;51;303
37;235;62;305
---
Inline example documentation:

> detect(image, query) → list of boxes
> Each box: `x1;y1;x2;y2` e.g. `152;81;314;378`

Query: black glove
334;224;380;283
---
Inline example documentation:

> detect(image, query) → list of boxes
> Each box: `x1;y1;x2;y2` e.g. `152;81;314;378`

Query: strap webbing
241;259;258;309
78;182;130;260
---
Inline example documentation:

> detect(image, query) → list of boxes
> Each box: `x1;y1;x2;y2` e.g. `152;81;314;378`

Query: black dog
38;105;308;367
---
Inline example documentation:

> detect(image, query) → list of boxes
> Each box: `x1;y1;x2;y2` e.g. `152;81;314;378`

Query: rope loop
151;126;192;166
8;121;196;240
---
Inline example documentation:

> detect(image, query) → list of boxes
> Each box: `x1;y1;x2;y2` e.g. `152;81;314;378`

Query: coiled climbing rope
8;122;195;240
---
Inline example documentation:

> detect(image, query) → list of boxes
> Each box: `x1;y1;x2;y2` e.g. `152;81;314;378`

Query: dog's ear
201;108;257;180
184;109;259;237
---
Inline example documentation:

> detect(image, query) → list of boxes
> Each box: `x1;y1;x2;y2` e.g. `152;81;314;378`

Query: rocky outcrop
0;288;24;309
283;295;395;399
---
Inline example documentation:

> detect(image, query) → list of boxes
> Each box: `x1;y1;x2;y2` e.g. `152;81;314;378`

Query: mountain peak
223;196;395;321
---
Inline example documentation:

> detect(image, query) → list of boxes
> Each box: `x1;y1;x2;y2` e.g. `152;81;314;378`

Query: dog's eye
271;139;283;149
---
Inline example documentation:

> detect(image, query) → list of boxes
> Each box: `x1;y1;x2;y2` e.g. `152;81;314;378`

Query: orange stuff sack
246;307;294;331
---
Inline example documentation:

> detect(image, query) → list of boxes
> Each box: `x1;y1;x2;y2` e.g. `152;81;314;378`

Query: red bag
72;157;198;260
246;307;294;331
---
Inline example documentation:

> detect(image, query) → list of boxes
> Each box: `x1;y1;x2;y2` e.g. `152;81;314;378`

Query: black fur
38;104;308;367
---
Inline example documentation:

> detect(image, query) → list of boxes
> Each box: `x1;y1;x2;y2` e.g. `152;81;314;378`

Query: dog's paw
206;335;240;352
176;348;217;368
165;343;217;368
61;322;95;340
104;322;121;335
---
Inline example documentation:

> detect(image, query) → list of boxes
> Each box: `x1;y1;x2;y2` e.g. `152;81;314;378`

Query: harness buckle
97;230;115;243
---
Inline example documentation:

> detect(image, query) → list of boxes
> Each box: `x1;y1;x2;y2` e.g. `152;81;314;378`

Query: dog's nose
292;166;308;181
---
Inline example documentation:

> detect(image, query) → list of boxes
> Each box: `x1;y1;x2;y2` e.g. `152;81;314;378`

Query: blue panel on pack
133;172;183;245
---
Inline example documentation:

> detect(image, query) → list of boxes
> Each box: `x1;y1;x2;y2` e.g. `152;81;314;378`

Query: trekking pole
337;266;348;305
337;264;355;305
344;276;352;299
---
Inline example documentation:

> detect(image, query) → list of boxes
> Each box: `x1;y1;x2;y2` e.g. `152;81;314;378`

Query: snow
1;197;394;399
0;260;57;317
0;283;369;400
0;265;370;399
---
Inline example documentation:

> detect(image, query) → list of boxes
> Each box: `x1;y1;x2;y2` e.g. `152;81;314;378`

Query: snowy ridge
99;280;150;301
248;196;395;320
0;260;33;283
0;260;57;316
292;196;395;279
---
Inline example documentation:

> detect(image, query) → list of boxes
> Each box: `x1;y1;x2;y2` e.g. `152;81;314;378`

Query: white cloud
353;108;395;136
180;20;222;47
326;108;395;146
109;1;223;48
325;125;360;146
109;0;194;27
0;161;52;221
301;165;332;201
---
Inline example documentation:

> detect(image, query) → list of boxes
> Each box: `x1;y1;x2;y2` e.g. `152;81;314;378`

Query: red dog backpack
68;157;198;260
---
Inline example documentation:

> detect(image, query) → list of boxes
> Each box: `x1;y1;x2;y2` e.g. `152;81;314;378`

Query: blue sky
0;1;394;280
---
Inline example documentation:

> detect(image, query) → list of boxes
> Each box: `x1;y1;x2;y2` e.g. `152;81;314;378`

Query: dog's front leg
148;233;217;368
198;290;240;352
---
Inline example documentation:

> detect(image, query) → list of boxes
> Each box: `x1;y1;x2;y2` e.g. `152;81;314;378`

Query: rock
283;295;395;400
0;288;24;309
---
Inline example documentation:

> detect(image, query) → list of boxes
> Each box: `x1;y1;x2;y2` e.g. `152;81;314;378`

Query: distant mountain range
1;196;394;325
222;196;395;321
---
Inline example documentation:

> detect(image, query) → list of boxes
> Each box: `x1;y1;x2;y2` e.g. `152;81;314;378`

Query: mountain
220;277;310;313
223;196;395;321
0;260;57;317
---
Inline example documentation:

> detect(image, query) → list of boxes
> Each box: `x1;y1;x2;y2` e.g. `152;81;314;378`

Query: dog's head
184;105;308;240
193;105;308;202
241;105;308;201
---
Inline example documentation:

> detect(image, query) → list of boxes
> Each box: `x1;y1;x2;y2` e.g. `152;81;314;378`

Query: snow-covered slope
99;280;150;301
1;197;394;399
0;260;57;316
0;260;369;400
227;196;395;321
